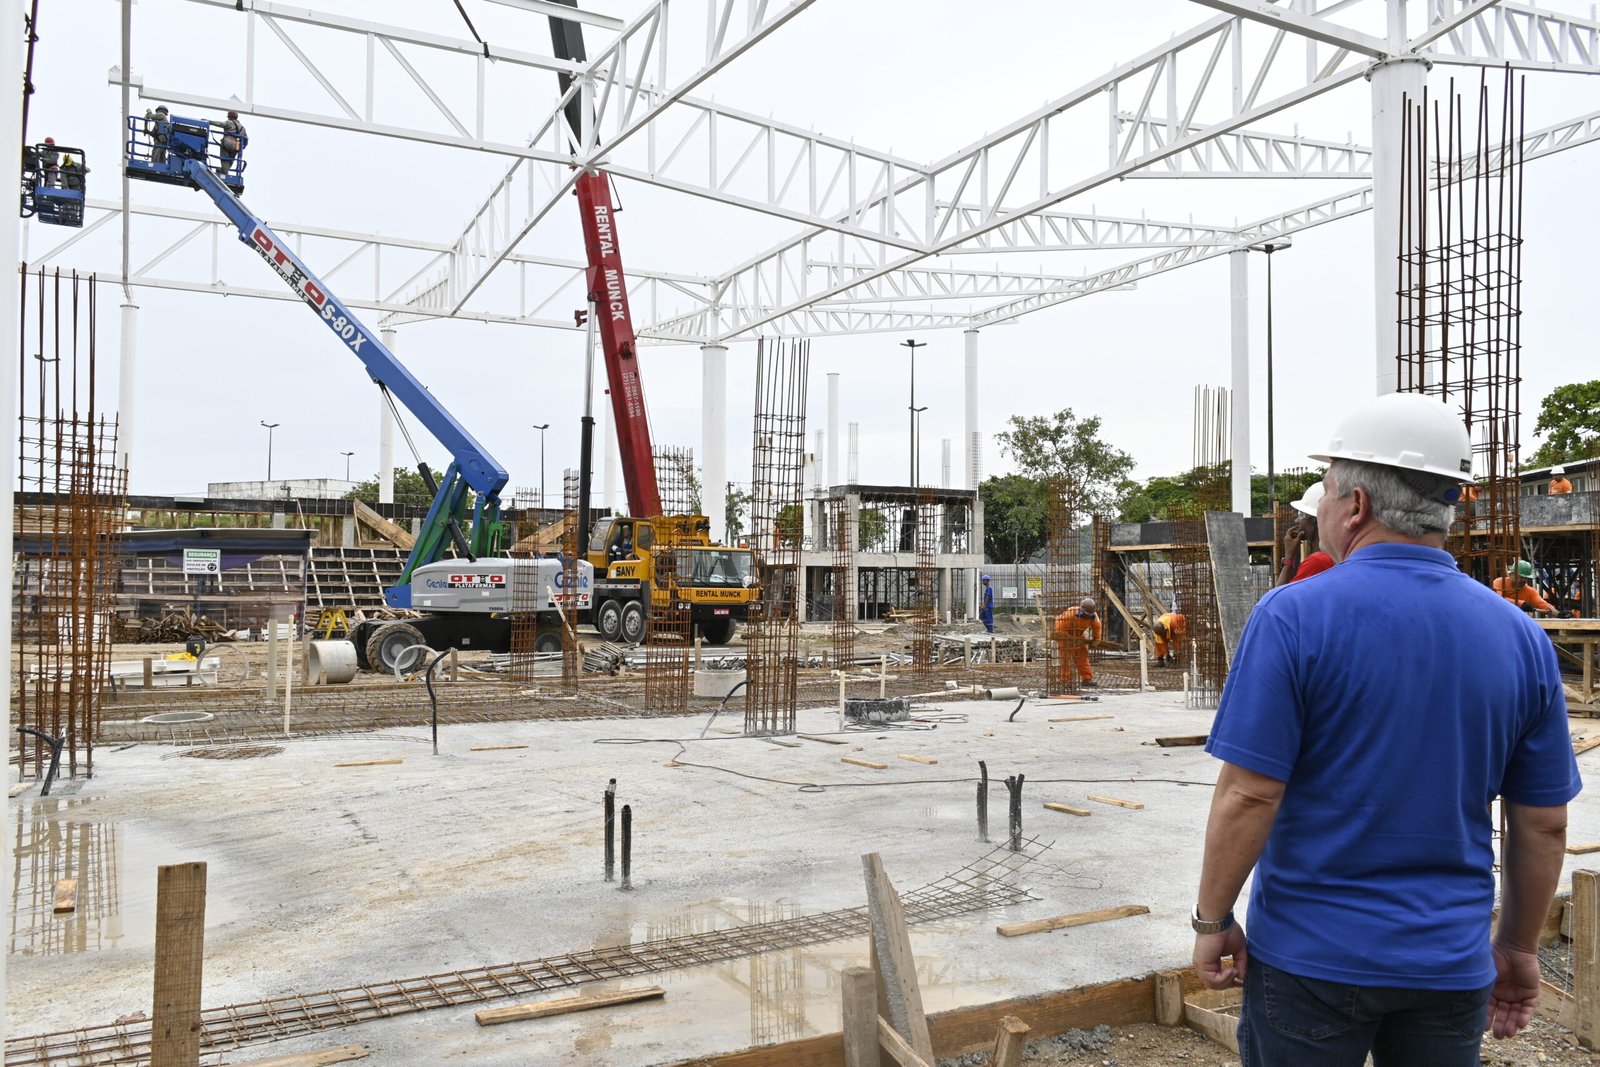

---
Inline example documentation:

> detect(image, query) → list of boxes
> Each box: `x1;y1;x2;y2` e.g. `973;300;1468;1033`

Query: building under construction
8;4;1600;1067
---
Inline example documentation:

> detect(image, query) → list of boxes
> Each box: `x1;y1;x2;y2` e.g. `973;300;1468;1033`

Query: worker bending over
1152;611;1186;667
1493;560;1555;617
1277;482;1333;586
1053;597;1102;688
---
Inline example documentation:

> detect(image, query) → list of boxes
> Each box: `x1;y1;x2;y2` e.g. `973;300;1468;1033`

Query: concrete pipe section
307;640;361;685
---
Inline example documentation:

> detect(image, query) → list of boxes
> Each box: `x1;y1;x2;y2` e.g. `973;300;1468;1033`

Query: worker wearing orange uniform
1492;560;1554;617
1054;597;1103;688
1153;611;1187;666
1549;465;1573;495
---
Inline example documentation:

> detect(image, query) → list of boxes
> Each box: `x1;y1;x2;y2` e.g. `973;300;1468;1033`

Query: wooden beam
996;904;1151;938
53;878;77;914
1155;735;1207;747
897;754;938;766
1043;802;1092;817
1576;869;1597;1051
1540;980;1579;1029
1154;972;1184;1026
799;733;850;745
1099;581;1141;637
876;1018;932;1067
230;1044;370;1067
1569;842;1600;856
1087;794;1144;811
334;758;404;768
474;985;665;1026
1047;715;1113;723
469;745;529;752
840;967;881;1067
988;1016;1029;1067
1121;563;1168;616
352;498;416;550
1183;989;1241;1054
863;854;934;1063
843;757;889;770
1574;736;1600;756
151;862;207;1067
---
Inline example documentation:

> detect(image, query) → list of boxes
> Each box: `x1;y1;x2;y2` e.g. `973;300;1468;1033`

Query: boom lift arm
122;114;508;605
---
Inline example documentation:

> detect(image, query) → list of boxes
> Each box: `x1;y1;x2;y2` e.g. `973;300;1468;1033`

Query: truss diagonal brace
1186;0;1389;57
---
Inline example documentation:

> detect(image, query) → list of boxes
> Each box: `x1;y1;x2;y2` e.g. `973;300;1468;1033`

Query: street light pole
340;450;354;480
900;339;926;488
532;423;550;516
260;420;280;481
1248;238;1292;512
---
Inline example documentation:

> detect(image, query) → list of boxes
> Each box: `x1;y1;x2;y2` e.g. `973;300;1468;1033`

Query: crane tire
620;601;646;645
698;617;736;646
364;623;427;674
595;599;623;642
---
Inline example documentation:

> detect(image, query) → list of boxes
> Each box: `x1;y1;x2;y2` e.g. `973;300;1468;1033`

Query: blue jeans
1239;957;1491;1067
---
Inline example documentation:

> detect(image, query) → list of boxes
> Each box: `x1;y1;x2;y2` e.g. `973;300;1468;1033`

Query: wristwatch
1190;906;1235;935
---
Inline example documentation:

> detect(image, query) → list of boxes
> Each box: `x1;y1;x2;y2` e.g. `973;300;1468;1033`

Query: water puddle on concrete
9;797;235;958
597;897;1007;1049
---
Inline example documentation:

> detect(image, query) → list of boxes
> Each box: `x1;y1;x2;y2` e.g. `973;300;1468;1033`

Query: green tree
724;483;753;541
1115;467;1325;522
857;507;888;550
980;474;1049;562
776;503;805;546
994;410;1135;513
347;467;438;508
1525;380;1600;469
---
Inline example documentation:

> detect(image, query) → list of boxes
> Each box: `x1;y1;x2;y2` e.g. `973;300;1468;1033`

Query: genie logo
448;574;505;589
552;571;590;589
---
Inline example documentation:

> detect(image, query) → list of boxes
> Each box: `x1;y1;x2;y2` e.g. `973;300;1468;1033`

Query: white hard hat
1290;482;1324;517
1552;465;1565;475
1309;393;1471;501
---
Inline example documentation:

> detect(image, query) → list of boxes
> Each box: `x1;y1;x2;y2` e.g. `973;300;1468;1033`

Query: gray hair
1326;459;1455;538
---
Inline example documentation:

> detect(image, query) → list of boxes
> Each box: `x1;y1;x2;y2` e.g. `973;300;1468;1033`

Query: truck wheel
534;630;562;654
596;599;623;642
699;617;736;646
364;623;427;673
620;601;646;645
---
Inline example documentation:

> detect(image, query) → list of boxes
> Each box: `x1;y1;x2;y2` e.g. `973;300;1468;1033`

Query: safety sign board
183;548;222;575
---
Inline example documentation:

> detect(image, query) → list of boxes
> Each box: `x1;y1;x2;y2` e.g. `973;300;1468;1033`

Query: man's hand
1486;941;1541;1039
1193;923;1248;990
1282;525;1305;554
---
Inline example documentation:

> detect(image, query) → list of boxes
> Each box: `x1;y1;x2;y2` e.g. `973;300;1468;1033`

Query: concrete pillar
1369;3;1426;396
116;301;138;473
941;438;951;489
378;328;397;504
701;343;727;540
939;566;952;622
963;329;980;489
826;372;840;490
1229;250;1251;516
847;422;859;483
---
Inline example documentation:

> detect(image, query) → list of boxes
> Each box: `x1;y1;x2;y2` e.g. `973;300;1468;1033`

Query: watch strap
1190;906;1235;935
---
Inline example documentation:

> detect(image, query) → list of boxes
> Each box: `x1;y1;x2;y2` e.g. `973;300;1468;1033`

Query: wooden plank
352;498;416;550
1573;736;1600;756
474;985;665;1026
469;745;529;752
996;904;1150;938
840;967;880;1067
1576;869;1597;1051
1568;842;1600;855
229;1044;370;1067
1122;564;1168;617
333;759;403;768
876;1018;932;1067
1043;802;1092;817
799;733;850;745
1155;735;1207;747
1047;715;1114;723
843;757;889;770
897;754;938;766
1539;981;1579;1029
1098;581;1141;635
53;878;77;914
862;853;934;1063
1087;794;1144;811
1154;972;1184;1026
151;862;207;1067
1184;992;1241;1055
988;1016;1029;1067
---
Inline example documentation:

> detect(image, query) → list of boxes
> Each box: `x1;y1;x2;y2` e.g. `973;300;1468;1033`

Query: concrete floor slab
8;689;1597;1065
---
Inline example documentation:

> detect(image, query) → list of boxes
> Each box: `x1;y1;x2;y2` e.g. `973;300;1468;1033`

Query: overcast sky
19;0;1600;502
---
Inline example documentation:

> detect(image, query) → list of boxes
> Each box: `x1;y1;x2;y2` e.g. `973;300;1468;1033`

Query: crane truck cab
586;515;756;646
352;556;594;673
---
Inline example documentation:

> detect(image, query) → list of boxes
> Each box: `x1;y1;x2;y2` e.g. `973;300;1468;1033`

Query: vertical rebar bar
604;778;616;883
620;803;633;891
976;760;989;842
1005;773;1024;853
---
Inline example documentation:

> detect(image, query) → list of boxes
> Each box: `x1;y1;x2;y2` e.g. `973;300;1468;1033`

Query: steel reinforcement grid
5;842;1044;1066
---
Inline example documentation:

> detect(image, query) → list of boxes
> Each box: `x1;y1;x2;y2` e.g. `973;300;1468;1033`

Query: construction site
6;1;1600;1065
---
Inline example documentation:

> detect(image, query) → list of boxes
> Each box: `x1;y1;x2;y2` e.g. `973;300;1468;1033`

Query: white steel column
847;422;859;483
1369;2;1424;395
2;0;25;1020
826;371;840;489
116;301;138;473
963;329;980;489
701;343;728;541
941;438;951;489
378;327;397;503
1229;250;1252;516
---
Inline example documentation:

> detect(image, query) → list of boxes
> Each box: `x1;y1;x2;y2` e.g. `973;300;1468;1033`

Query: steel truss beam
1418;1;1600;74
1117;116;1372;176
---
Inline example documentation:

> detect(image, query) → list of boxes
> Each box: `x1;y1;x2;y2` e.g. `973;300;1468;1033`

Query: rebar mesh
1175;387;1232;708
644;451;693;714
910;491;939;671
560;510;581;688
1041;480;1080;693
829;497;856;666
1397;72;1524;583
6;841;1043;1067
14;268;127;780
506;548;541;685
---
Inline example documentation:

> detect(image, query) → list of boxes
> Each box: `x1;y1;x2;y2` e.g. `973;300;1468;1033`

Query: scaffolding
14;269;127;781
745;339;808;735
1398;71;1524;583
1174;386;1232;708
643;453;693;715
910;491;938;671
829;497;855;666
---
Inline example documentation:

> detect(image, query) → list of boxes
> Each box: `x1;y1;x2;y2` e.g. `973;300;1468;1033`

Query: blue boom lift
123;112;583;668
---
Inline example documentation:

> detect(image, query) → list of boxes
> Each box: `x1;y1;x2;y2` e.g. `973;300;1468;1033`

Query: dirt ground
937;1017;1591;1065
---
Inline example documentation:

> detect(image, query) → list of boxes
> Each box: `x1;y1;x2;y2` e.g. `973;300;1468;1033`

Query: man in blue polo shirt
1191;392;1580;1065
